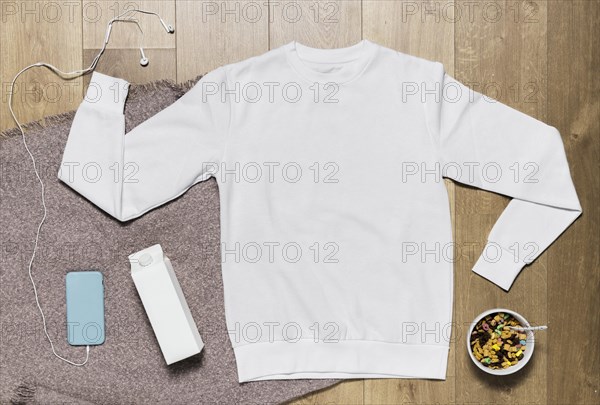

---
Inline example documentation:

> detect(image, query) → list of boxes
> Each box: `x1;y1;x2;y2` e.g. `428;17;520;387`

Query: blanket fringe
1;75;204;139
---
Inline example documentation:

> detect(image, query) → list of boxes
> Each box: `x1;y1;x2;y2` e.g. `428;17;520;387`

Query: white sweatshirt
59;40;581;382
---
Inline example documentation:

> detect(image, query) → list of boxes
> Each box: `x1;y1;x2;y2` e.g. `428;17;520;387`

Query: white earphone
140;48;150;67
7;8;174;367
100;9;175;68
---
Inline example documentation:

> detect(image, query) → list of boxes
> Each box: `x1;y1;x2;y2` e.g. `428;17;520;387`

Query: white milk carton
129;244;204;365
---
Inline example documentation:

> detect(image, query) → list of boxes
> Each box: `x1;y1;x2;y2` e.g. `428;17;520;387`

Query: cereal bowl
467;308;535;376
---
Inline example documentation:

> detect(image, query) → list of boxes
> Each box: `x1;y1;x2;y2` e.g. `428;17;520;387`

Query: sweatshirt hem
234;340;449;382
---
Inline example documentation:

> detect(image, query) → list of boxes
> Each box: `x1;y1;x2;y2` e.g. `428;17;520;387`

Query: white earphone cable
7;8;173;367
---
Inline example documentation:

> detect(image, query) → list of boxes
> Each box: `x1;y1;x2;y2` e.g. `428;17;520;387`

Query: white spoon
509;325;548;332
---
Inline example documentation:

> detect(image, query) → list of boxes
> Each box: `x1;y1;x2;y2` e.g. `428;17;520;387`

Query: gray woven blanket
0;77;339;404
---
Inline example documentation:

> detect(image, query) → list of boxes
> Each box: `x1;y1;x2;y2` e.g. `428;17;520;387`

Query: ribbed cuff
472;242;525;291
84;71;129;113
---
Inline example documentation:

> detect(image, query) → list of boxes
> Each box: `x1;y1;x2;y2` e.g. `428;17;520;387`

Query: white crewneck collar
284;39;378;84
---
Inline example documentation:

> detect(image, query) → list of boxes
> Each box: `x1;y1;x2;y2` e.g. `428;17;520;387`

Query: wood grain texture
82;0;176;50
269;0;362;48
0;0;83;131
286;380;364;405
1;1;598;404
547;2;600;404
81;1;177;84
363;0;454;62
82;48;177;85
175;0;269;82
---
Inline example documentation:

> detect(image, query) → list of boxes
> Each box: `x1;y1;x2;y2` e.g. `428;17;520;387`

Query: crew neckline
284;40;378;84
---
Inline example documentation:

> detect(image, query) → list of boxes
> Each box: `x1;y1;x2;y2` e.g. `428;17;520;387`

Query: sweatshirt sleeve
425;65;582;291
58;68;230;222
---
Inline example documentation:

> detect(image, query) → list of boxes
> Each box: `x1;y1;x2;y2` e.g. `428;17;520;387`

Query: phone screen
65;271;105;346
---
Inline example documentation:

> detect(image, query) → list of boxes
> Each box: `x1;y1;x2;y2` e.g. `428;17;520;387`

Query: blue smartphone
65;271;105;346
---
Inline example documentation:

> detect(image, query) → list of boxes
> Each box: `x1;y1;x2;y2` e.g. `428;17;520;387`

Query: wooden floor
1;1;598;404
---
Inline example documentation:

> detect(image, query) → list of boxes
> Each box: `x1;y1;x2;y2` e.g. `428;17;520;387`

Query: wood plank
362;1;455;403
269;0;362;48
363;0;454;62
82;0;176;50
547;1;600;404
0;0;83;131
81;1;176;84
82;48;177;86
364;377;456;405
287;380;364;405
175;0;269;83
454;1;548;404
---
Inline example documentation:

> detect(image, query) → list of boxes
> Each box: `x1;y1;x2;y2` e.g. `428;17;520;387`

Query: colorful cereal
470;312;527;370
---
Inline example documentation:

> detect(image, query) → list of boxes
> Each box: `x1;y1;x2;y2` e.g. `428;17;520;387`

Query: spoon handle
509;325;548;332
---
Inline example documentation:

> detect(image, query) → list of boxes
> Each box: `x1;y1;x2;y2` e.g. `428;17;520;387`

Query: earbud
140;48;149;67
159;19;175;34
99;11;174;69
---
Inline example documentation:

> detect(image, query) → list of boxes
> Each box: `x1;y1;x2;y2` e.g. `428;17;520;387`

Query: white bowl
467;308;535;375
